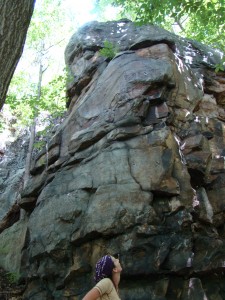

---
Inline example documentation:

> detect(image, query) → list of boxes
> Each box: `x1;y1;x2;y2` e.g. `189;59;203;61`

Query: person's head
94;254;122;283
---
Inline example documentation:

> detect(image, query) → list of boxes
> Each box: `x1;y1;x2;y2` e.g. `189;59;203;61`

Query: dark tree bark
0;0;36;110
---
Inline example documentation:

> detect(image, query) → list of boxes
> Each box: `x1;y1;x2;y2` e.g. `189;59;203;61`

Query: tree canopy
4;0;70;131
97;0;225;66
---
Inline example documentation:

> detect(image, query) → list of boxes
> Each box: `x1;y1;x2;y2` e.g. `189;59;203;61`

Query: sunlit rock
0;19;225;299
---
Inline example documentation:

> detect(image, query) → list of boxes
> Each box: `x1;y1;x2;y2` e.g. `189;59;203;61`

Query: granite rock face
1;20;225;299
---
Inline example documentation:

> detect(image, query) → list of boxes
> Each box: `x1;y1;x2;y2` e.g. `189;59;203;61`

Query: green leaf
98;0;225;54
99;40;118;59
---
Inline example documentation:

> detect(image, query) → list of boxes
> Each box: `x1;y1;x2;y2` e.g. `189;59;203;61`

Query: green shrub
6;271;20;284
99;40;118;60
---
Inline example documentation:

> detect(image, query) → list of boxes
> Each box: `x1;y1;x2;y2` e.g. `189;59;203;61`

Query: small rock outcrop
0;20;225;299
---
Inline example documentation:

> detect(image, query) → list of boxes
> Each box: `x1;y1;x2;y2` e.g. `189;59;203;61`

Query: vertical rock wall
0;20;225;299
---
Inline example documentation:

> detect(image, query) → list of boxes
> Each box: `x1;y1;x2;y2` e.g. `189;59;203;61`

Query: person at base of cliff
82;255;122;300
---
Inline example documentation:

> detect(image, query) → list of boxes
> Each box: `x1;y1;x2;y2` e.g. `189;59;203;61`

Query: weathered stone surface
0;203;20;233
181;277;208;300
0;220;28;274
0;169;24;220
196;187;214;223
0;20;225;299
21;171;55;199
181;134;210;155
18;196;37;211
30;146;59;175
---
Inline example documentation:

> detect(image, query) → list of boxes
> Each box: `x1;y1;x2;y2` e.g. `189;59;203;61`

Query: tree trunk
23;61;43;186
0;0;36;110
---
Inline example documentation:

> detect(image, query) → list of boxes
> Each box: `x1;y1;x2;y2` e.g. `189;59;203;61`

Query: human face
111;256;122;273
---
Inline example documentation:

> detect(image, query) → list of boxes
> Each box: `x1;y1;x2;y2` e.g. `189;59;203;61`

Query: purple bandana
94;255;114;283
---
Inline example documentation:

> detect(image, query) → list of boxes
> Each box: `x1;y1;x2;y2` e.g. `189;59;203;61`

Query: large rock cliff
0;20;225;299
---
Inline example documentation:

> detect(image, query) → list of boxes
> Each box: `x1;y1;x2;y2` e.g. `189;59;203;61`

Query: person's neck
112;273;121;292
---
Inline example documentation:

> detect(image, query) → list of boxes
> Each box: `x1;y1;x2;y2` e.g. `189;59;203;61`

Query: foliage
33;140;46;150
6;272;20;284
33;112;65;152
97;0;225;69
5;72;66;130
94;0;123;21
26;0;66;51
99;40;118;60
3;0;69;134
38;74;67;117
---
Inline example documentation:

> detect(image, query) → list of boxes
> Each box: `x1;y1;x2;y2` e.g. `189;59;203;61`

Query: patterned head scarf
94;255;114;283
